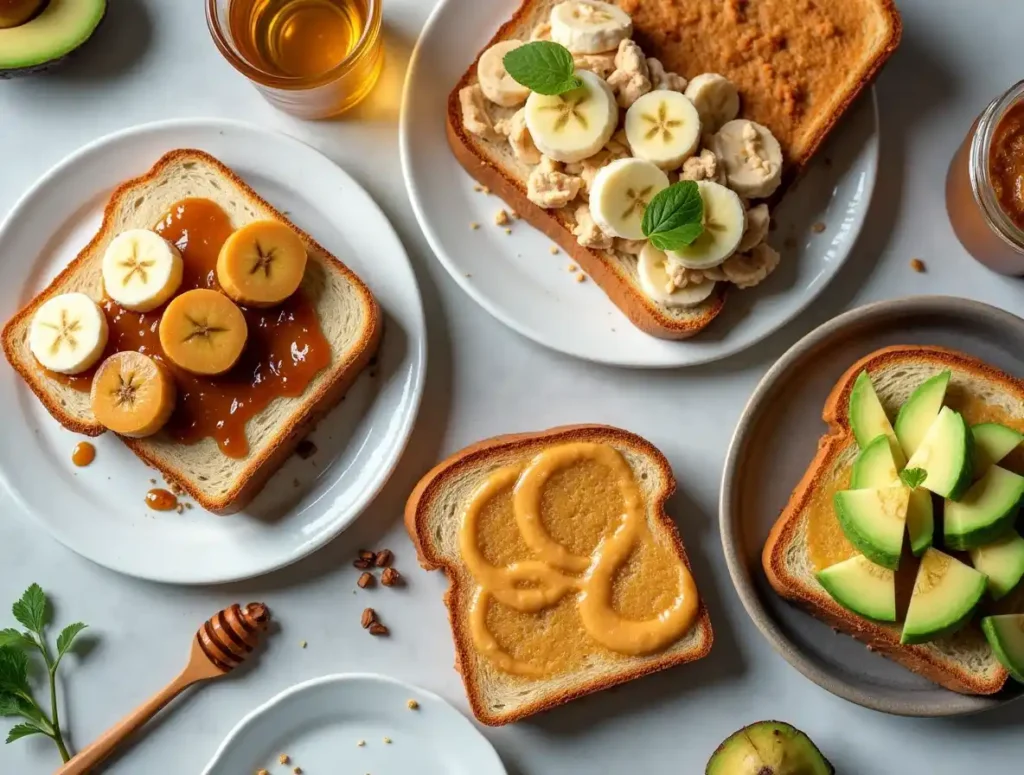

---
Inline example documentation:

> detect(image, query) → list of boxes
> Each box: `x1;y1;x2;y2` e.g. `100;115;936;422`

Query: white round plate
401;0;879;368
0;119;426;584
202;674;506;775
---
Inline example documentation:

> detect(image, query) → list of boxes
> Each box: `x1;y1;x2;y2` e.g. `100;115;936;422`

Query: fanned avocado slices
0;0;106;77
848;371;904;465
901;549;987;645
706;721;833;775
970;531;1024;600
895;370;950;458
972;422;1023;479
817;554;896;622
834;485;909;570
981;615;1024;683
904;406;973;500
943;465;1024;551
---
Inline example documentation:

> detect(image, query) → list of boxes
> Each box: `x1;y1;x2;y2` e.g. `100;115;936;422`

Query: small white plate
202;674;506;775
401;0;879;368
0;119;426;584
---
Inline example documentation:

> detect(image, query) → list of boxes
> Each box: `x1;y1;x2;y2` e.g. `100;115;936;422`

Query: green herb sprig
502;41;582;95
641;181;705;251
899;467;927;489
0;584;88;762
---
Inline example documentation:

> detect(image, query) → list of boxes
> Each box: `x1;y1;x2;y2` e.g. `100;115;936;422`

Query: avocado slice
969;531;1024;599
833;486;909;570
0;0;106;76
816;554;896;622
848;371;905;461
706;720;834;775
895;370;950;458
904;407;972;500
944;465;1024;550
972;422;1023;479
981;615;1024;683
901;548;987;644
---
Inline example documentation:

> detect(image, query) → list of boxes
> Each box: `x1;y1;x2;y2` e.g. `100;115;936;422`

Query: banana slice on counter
159;289;248;376
589;158;670;240
28;292;109;374
710;119;784;199
668;181;745;270
217;220;308;308
624;90;702;170
525;69;617;163
684;73;740;133
638;243;717;308
550;0;632;54
90;351;176;438
102;229;184;313
478;40;532;107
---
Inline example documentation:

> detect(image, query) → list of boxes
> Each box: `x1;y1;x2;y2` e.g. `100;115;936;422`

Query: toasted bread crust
763;345;1022;694
1;149;381;514
405;424;714;725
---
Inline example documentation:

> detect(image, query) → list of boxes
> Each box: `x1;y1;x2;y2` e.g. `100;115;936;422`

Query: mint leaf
12;585;47;636
0;630;32;651
502;41;582;95
6;722;45;744
0;649;29;696
56;623;87;663
642;181;705;251
900;467;927;489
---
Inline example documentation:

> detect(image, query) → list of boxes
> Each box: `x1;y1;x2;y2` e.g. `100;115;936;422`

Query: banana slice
684;73;740;133
667;181;745;270
102;229;183;313
217;220;308;308
159;289;248;376
589;158;670;240
550;1;632;54
624;90;701;170
478;40;531;107
638;243;717;308
525;69;617;163
90;351;176;438
710;119;784;199
28;293;108;375
738;203;771;252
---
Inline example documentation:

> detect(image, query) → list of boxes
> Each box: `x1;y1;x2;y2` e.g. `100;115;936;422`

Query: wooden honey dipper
54;602;270;775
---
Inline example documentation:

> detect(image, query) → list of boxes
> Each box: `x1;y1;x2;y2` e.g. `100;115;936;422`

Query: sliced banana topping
91;351;176;438
550;0;632;54
638;243;717;308
28;293;109;375
684;73;740;133
710;119;784;199
624;90;701;171
102;229;184;313
589;157;670;240
738;203;771;252
525;69;617;163
217;220;308;308
478;40;532;107
668;181;745;270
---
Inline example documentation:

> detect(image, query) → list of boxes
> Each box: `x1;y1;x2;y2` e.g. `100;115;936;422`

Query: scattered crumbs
300;640;307;649
783;236;798;249
383;737;392;744
510;210;520;219
811;222;826;234
910;258;926;273
567;264;578;272
293;769;303;775
407;699;419;710
481;186;490;194
470;222;480;230
504;228;512;235
473;184;483;192
549;245;559;255
357;740;366;747
149;478;157;485
175;503;185;515
184;502;193;510
575;273;586;283
494;209;510;226
279;754;290;765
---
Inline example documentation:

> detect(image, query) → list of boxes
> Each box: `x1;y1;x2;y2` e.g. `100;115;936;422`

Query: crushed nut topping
647;57;687;92
574;53;617;80
495;108;542;165
407;699;420;710
680;149;723;183
459;84;499;140
607;39;651;108
572;204;614;249
531;21;552;40
527;156;584;209
494;209;510;226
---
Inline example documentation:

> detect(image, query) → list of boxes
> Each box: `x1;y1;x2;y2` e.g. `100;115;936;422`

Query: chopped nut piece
495;108;541;165
680;149;724;183
494;209;510;226
504;228;512;235
279;754;290;765
574;52;617;79
607;39;651;108
911;258;926;273
470;222;480;230
357;572;374;588
647;57;687;92
527;156;583;209
294;769;303;774
353;558;372;570
481;186;490;195
549;245;559;255
381;567;402;587
473;184;483;192
369;622;389;636
257;770;269;775
358;549;376;561
811;221;826;233
458;84;498;140
571;204;613;250
361;607;378;628
407;699;420;710
575;274;587;283
374;549;393;567
568;264;578;272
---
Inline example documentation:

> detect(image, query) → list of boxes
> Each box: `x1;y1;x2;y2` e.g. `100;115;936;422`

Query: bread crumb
470;222;479;230
149;478;157;485
481;186;490;194
494;209;510;226
357;739;366;747
549;245;559;254
504;228;512;235
910;258;926;273
510;210;520;219
293;769;302;774
299;640;307;649
383;737;392;744
575;273;586;283
567;264;578;272
407;699;419;710
279;754;290;765
811;222;826;233
257;770;269;775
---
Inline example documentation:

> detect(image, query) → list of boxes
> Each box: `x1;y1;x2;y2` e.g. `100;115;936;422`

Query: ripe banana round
28;292;109;375
550;0;632;54
217;220;308;308
624;90;701;170
525;69;617;163
638;243;717;308
710;119;784;199
684;73;740;133
589;158;670;240
101;229;183;313
159;289;248;376
91;351;176;438
738;203;771;252
478;40;531;107
667;181;746;270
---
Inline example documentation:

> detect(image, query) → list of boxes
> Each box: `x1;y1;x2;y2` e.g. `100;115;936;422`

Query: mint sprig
642;181;705;251
900;467;927;489
502;41;582;96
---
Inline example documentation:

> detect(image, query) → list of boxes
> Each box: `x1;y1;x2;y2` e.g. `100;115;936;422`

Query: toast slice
763;345;1024;694
447;0;901;339
2;150;381;514
405;424;714;725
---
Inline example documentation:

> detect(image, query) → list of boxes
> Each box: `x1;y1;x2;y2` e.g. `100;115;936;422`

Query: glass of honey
947;80;1024;274
206;0;383;119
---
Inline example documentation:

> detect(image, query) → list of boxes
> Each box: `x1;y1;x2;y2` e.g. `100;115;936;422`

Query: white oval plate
202;674;506;775
0;119;426;584
401;0;879;368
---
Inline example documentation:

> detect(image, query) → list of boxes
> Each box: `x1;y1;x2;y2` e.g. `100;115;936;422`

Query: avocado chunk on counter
904;406;972;500
981;615;1024;684
0;0;105;75
706;721;834;775
895;370;950;458
969;531;1024;599
972;422;1023;479
848;371;904;464
901;549;987;645
816;554;896;622
943;465;1024;550
834;486;909;570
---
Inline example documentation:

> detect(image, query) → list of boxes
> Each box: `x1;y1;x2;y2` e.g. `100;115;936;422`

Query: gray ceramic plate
720;296;1024;716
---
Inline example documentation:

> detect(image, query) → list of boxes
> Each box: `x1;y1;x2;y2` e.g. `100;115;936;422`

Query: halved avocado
972;422;1023;479
895;370;950;458
901;548;987;645
969;530;1024;599
904;407;972;500
0;0;106;77
981;614;1024;683
848;371;903;464
706;720;834;775
944;465;1024;550
833;486;909;570
816;554;896;622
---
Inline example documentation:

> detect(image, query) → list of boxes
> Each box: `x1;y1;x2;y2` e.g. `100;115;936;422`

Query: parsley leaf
502;41;582;96
11;585;47;637
0;630;32;651
900;467;927;489
0;648;29;696
6;722;46;744
641;181;705;251
55;624;87;665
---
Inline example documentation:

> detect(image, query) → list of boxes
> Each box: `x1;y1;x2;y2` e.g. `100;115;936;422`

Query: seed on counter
575;273;587;283
549;245;559;255
361;607;378;628
357;740;366;747
357;572;375;588
381;567;402;587
369;622;389;636
407;699;419;710
374;549;393;567
494;209;510;226
811;222;826;234
383;737;392;744
470;222;480;230
567;264;578;272
300;640;307;649
910;258;926;273
504;228;512;235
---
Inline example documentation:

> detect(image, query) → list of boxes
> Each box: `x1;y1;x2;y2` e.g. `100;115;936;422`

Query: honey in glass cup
207;0;383;119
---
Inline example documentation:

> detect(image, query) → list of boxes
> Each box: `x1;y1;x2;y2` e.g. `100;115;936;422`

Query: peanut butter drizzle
460;443;700;676
197;602;270;673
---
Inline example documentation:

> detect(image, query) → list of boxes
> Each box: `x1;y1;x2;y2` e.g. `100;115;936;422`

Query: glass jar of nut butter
948;80;1024;275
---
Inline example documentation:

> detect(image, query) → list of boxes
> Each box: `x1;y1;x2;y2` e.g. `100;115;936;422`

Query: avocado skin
944;507;1020;551
981;616;1024;683
833;491;901;570
706;721;834;775
0;2;106;79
